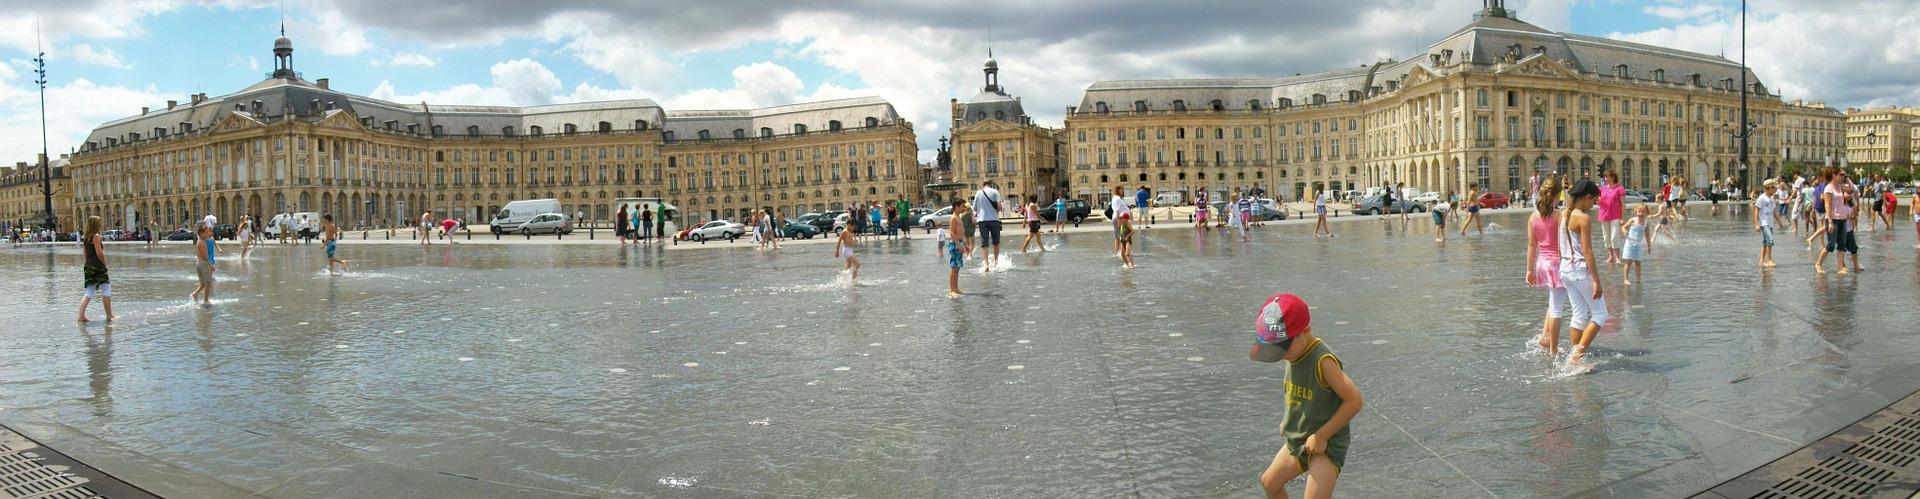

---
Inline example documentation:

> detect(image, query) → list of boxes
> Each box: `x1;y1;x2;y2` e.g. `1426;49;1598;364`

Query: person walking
1135;185;1151;225
1314;188;1333;238
323;213;350;275
191;217;217;307
1053;196;1068;233
77;216;117;323
1020;198;1045;253
1195;189;1212;232
896;195;913;240
616;204;630;245
973;180;1006;271
1596;171;1626;264
640;205;654;242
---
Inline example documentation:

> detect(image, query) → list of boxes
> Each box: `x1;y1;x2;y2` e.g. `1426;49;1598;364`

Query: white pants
1546;286;1570;319
83;283;111;298
1601;220;1622;250
1561;275;1609;329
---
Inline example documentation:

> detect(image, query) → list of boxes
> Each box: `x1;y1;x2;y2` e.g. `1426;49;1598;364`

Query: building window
1476;89;1488;107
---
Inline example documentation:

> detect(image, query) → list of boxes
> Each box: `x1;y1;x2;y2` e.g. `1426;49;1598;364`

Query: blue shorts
945;241;964;269
325;240;338;258
1760;226;1774;248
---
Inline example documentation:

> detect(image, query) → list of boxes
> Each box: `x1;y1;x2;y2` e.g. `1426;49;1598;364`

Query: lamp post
33;47;53;231
1734;0;1752;195
1866;131;1878;178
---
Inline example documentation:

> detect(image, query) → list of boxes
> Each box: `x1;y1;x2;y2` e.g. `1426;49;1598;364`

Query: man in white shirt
972;180;1004;271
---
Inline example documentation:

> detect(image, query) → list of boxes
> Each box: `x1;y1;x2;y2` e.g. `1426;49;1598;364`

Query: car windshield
494;210;511;219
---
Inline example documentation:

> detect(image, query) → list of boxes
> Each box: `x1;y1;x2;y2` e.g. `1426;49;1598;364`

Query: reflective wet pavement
2;206;1918;497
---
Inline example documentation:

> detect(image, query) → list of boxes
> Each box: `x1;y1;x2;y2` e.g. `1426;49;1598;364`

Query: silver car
518;213;573;235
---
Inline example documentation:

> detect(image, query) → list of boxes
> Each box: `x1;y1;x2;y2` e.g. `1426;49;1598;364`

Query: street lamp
1733;0;1752;194
33;44;53;231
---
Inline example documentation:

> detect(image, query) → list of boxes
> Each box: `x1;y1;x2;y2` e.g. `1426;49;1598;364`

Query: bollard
589;227;594;240
525;230;531;240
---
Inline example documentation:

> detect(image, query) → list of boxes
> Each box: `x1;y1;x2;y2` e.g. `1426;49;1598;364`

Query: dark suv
1039;199;1091;223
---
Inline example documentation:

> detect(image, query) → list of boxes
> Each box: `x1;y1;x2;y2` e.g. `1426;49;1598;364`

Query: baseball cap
1254;293;1311;348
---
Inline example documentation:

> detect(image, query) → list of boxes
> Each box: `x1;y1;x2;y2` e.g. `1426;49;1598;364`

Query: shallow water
2;206;1918;497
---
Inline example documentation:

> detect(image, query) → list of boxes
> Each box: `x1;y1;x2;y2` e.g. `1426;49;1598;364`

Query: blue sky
3;0;1915;165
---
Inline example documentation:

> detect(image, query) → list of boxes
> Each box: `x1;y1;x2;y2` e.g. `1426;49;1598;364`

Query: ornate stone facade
0;155;72;231
67;36;920;230
1064;2;1789;203
948;53;1067;206
1781;100;1845;169
1844;107;1920;173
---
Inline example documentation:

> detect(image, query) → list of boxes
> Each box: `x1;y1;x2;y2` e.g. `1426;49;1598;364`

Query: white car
517;213;573;235
687;219;745;241
1409;191;1443;205
918;207;956;228
1622;191;1649;204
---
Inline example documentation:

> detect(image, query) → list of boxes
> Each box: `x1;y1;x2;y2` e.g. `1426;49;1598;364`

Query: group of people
612;203;663;245
74;209;353;322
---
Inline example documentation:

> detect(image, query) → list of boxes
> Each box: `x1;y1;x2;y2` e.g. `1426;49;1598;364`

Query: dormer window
528;125;543;136
502;126;515;136
1094;102;1110;114
828;120;842;131
732;129;745;139
598;121;612;134
1311;94;1327;105
793;124;807;134
1171;100;1187;112
698;129;711;140
1533;45;1547;55
865;117;879;127
760;127;773;138
467;125;480;137
1651;69;1665;82
1689;73;1703;86
1208;99;1224;111
663;131;675;141
1134;100;1148;112
1248;100;1263;110
1615;64;1630;78
1348;90;1362;102
1276;98;1292;109
563;123;578;135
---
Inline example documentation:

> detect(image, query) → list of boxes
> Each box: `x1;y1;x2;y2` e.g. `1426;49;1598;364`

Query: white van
491;199;561;234
1153;191;1185;206
611;198;680;236
266;212;322;238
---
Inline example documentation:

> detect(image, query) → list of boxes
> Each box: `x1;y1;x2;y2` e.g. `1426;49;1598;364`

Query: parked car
904;207;932;227
517;213;573;235
796;213;834;234
1409;191;1443;205
1352;194;1425;215
492;198;562;234
1621;191;1649;204
165;229;196;241
782;219;820;239
1039;199;1091;223
687;219;746;241
102;230;125;241
919;207;957;228
213;223;237;240
1475;192;1511;209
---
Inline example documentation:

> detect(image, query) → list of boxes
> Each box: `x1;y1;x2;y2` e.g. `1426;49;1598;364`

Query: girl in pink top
1527;176;1569;356
1595;171;1627;265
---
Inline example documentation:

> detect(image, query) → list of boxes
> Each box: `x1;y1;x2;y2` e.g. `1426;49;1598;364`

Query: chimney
140;107;149;115
317;78;330;90
167;100;177;110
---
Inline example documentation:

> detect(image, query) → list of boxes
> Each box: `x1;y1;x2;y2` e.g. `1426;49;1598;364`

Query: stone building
1780;100;1845;169
68;34;919;230
1063;0;1788;204
1843;107;1920;173
0;155;73;231
947;52;1067;206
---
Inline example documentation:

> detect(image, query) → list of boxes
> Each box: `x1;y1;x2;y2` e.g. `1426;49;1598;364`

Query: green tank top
1283;339;1350;472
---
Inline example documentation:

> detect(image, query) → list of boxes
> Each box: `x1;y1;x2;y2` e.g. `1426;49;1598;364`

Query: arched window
995;111;1006;121
698;130;711;140
502;126;515;136
1248;100;1262;110
466;125;480;137
732;129;745;139
529;125;543;136
1095;102;1110;113
1311;94;1327;105
635;119;649;131
1208;99;1224;111
1134;100;1148;112
1172;100;1187;112
829;120;843;132
1276;98;1292;109
663;131;675;142
563;123;578;135
431;125;444;137
760;127;773;138
597;121;612;133
864;117;879;127
793;124;808;134
1347;90;1362;102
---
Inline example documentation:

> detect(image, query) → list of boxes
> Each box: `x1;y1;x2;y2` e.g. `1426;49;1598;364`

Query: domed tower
983;50;1000;94
271;24;296;79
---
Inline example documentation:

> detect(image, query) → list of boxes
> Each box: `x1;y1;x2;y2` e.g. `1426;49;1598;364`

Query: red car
1476;192;1511;209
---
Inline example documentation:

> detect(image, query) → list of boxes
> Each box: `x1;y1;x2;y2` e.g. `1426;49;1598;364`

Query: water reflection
83;324;115;417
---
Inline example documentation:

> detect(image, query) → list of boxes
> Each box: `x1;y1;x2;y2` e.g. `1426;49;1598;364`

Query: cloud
0;1;180;53
0;72;172;162
368;58;564;106
1608;0;1920;107
382;52;436;67
65;44;129;69
289;4;372;56
1643;4;1723;21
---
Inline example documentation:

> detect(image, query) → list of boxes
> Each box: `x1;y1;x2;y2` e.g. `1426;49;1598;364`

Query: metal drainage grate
1705;396;1920;499
1751;455;1895;499
0;432;105;499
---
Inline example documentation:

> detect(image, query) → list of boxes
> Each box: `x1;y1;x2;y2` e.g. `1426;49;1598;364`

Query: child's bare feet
1815;265;1826;274
77;315;89;323
1765;260;1776;268
1837;267;1850;275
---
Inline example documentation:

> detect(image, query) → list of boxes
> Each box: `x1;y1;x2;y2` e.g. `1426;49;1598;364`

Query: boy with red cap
1250;293;1365;499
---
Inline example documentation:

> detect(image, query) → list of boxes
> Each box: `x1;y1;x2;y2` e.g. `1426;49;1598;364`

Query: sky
2;0;1917;166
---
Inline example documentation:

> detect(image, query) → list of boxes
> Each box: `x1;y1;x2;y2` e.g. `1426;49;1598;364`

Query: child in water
1250;293;1364;499
1559;179;1609;370
1620;204;1651;286
940;199;970;297
834;224;861;281
1526;177;1567;356
1117;209;1136;269
323;214;350;275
